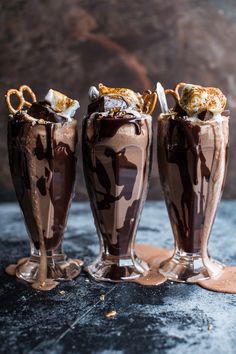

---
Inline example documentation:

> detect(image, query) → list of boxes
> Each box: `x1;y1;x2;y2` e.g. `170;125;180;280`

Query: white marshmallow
45;89;80;120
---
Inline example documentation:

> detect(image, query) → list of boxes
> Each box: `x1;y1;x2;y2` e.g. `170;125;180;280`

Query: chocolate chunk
174;104;187;117
197;110;214;121
88;96;128;114
27;102;67;123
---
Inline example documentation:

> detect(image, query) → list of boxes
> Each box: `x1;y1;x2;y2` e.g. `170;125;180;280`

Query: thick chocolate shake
5;86;82;290
157;83;229;283
83;84;157;282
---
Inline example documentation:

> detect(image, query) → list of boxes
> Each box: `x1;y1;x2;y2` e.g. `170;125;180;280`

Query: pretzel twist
165;89;179;103
174;82;186;101
165;83;186;104
5;85;36;114
143;91;158;115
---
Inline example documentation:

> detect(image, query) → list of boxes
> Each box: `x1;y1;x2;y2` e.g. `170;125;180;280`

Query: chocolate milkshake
157;83;229;282
83;84;157;282
5;85;82;290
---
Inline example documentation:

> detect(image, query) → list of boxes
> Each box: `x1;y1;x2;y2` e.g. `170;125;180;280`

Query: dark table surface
0;201;236;354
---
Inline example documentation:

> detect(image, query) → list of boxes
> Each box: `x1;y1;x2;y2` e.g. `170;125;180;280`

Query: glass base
87;254;149;283
15;254;83;283
159;250;224;283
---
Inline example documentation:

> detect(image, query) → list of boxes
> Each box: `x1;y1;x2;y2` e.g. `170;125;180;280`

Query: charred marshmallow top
179;84;227;118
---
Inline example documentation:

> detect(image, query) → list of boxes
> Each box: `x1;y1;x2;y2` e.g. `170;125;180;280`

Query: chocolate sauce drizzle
83;114;152;257
158;113;229;254
91;115;142;142
8;120;77;251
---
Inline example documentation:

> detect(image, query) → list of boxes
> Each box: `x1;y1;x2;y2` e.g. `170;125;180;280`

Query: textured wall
1;0;236;200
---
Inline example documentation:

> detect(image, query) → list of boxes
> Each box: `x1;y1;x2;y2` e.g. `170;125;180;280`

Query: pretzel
5;85;36;114
142;90;157;114
174;82;186;101
19;85;36;107
165;83;186;104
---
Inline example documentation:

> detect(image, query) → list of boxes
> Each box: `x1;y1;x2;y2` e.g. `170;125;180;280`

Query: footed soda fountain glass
83;84;157;282
157;83;229;283
6;86;82;290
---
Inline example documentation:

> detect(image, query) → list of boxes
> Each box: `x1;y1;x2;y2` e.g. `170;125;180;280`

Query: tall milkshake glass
83;84;157;282
158;83;229;282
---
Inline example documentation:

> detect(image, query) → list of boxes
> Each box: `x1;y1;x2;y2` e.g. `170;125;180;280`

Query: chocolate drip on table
198;267;236;294
134;244;172;286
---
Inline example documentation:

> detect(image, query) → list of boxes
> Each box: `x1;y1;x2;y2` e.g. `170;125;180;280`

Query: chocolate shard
197;110;214;121
174;104;187;117
27;102;67;123
88;96;129;114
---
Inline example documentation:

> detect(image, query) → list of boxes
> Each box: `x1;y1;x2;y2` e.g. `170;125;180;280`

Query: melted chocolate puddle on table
134;244;172;286
198;267;236;294
6;245;236;292
135;244;236;292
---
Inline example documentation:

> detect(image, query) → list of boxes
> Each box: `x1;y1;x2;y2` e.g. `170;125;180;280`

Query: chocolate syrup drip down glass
8;119;82;283
157;113;229;283
83;114;152;282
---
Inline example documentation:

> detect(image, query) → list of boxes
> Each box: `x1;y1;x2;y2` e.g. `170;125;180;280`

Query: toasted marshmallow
45;89;80;120
98;83;143;109
179;84;226;117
